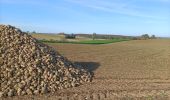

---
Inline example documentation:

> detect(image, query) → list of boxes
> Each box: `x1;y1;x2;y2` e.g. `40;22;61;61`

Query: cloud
130;0;170;3
147;0;170;3
65;0;168;20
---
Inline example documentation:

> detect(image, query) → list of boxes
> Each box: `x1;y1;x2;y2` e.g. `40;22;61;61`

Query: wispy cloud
65;0;168;20
142;0;170;3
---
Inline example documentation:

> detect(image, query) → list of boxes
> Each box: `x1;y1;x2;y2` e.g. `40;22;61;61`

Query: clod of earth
0;25;92;97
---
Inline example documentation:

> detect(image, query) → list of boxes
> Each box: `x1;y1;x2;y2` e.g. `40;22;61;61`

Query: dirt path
3;39;170;100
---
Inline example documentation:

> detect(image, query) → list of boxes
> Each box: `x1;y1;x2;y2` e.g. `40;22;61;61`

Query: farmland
39;38;130;44
7;39;170;100
1;0;169;99
31;33;131;44
31;33;65;41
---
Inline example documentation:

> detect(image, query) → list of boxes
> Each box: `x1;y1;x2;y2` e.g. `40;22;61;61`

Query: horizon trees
141;34;156;39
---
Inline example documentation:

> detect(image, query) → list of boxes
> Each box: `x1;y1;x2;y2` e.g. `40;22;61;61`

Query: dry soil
3;39;170;100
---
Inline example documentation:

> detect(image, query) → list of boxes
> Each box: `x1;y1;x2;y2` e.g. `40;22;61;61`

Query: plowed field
4;39;170;100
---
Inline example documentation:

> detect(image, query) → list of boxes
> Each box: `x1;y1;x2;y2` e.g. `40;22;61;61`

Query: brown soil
3;39;170;100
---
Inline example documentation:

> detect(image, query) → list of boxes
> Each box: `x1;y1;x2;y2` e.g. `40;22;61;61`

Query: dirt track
3;39;170;100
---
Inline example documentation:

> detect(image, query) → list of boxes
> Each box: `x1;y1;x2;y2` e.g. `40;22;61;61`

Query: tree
65;33;76;39
141;34;150;40
151;35;156;39
92;32;96;40
107;35;112;40
32;31;36;34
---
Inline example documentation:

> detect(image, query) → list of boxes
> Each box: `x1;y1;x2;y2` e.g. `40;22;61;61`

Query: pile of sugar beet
0;25;92;97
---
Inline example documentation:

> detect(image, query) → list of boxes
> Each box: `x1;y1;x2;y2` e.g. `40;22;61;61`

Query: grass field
38;38;130;44
8;39;170;100
73;39;130;44
31;33;131;44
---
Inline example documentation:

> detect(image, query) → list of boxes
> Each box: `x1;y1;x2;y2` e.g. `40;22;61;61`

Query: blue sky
0;0;170;36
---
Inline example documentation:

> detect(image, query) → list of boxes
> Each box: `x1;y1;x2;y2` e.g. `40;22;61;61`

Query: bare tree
92;32;96;40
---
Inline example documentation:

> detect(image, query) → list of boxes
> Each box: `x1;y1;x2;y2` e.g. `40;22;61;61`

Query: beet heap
0;25;91;97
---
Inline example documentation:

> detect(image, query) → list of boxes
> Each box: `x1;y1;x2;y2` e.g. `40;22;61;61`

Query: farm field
31;33;65;41
68;39;130;44
31;33;91;42
5;39;170;100
2;0;169;99
31;33;131;44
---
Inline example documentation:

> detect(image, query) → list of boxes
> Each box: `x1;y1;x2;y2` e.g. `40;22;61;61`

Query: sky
0;0;170;37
